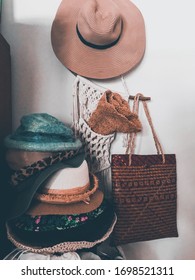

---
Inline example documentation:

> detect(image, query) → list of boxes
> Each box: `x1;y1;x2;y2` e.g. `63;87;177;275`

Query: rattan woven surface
111;154;178;245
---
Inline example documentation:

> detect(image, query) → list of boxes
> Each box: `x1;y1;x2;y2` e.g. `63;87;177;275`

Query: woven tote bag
111;94;178;245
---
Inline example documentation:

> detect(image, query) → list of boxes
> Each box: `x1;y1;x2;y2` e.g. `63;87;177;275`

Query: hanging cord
17;249;34;260
120;75;132;148
126;93;165;164
142;98;165;162
3;248;24;260
121;75;151;101
120;75;131;101
72;77;80;138
125;93;141;163
120;76;151;150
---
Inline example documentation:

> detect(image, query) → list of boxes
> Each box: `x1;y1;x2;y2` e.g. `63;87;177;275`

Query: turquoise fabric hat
4;113;82;151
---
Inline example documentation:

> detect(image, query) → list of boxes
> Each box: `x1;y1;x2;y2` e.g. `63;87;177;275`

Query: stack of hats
4;113;116;255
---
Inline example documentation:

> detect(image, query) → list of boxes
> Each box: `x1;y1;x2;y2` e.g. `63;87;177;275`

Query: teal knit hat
4;113;82;152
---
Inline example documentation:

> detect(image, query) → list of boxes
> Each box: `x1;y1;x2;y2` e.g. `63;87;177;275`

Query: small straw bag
111;94;178;245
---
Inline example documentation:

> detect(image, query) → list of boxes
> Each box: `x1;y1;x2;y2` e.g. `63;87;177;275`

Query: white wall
1;0;195;259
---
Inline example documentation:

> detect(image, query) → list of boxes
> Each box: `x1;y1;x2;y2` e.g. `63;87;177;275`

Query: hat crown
18;113;72;136
77;0;122;45
42;160;90;191
5;113;82;151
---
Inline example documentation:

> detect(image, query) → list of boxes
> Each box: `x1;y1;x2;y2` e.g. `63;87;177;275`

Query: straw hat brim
27;189;104;216
51;0;145;79
35;174;99;204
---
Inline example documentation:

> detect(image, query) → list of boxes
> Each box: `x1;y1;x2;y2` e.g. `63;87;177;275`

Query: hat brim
4;135;82;152
26;189;104;216
6;214;117;253
11;149;81;187
35;174;99;204
6;149;56;171
51;0;145;79
7;153;85;220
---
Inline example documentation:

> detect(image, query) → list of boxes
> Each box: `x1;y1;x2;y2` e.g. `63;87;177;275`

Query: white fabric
43;160;89;190
79;252;101;260
73;76;115;173
50;252;81;260
4;249;81;260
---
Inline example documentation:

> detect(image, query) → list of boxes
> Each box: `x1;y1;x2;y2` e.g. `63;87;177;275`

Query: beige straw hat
35;174;99;204
26;190;104;216
51;0;145;79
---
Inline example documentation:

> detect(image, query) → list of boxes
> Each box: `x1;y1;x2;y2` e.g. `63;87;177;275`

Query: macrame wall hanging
72;75;142;198
72;76;116;198
73;75;116;174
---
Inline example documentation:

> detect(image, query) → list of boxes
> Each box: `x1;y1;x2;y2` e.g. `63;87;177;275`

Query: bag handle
126;93;165;164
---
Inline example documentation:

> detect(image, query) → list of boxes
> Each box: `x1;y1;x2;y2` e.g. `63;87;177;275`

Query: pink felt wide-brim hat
51;0;146;79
